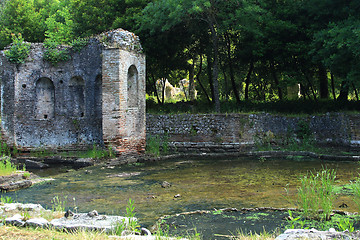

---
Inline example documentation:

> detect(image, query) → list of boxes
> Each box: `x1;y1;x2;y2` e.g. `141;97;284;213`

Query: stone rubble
3;203;360;239
276;228;360;240
1;203;154;238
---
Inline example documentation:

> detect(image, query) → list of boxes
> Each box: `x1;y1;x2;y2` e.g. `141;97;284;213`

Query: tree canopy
0;0;359;111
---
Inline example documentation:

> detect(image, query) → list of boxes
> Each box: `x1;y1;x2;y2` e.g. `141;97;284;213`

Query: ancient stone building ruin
0;29;146;154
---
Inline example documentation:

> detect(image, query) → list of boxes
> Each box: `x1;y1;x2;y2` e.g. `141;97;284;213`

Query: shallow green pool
2;155;359;228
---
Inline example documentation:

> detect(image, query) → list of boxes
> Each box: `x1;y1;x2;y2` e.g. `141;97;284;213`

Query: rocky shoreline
2;203;360;240
0;203;153;238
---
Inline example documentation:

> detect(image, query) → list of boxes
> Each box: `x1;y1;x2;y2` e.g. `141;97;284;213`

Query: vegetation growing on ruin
70;37;89;52
146;134;169;156
43;40;69;64
4;33;30;64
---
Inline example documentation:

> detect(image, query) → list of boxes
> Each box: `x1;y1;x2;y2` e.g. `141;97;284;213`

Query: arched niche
94;74;102;117
127;65;138;108
35;77;55;120
69;76;85;117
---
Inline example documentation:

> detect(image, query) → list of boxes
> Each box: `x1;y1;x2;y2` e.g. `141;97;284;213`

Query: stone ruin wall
0;29;146;155
147;113;360;153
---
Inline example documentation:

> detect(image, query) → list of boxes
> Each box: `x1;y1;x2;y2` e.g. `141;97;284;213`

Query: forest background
0;0;359;113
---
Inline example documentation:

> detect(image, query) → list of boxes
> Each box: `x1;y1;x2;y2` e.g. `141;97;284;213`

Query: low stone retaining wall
146;113;360;153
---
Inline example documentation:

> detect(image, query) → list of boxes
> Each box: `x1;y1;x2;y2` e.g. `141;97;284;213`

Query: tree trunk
318;65;329;99
207;16;220;112
270;61;283;100
151;73;161;104
299;83;307;100
221;62;229;101
225;32;240;103
206;54;215;103
188;61;196;101
161;78;166;104
330;73;336;100
196;55;211;103
337;80;349;101
302;70;317;100
244;61;254;100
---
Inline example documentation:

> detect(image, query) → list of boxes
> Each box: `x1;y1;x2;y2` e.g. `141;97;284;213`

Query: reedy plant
351;176;360;212
0;195;14;203
0;156;18;176
297;168;336;220
51;195;67;212
113;198;140;235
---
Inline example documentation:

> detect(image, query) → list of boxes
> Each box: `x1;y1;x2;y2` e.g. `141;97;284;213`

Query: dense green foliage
0;0;359;111
147;99;360;114
43;40;69;64
4;33;30;64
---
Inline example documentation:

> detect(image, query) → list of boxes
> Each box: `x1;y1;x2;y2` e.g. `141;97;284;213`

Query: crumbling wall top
97;28;143;53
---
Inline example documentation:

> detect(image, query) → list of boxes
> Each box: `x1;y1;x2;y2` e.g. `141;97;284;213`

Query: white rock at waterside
5;214;25;226
26;218;49;228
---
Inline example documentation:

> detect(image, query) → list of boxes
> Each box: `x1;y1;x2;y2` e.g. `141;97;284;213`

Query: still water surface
3;156;359;228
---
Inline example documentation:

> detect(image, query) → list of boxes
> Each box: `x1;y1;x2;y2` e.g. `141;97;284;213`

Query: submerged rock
50;213;132;232
161;181;171;188
0;203;45;213
87;210;99;218
0;180;32;191
24;159;50;169
0;173;51;191
107;172;141;178
74;158;94;168
276;228;360;240
64;209;75;219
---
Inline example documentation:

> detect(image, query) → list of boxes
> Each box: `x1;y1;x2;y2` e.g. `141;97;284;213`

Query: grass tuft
0;156;18;176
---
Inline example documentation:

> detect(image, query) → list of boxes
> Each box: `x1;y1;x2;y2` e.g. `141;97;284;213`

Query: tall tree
0;0;45;49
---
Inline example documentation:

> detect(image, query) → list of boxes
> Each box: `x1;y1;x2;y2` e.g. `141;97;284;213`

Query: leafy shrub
146;135;161;157
296;119;312;140
146;99;360;114
70;37;89;52
43;40;69;65
146;135;170;156
4;33;30;64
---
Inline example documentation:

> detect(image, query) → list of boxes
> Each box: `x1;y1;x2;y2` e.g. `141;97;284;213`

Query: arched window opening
94;74;102;117
35;77;55;120
127;65;138;108
69;76;85;117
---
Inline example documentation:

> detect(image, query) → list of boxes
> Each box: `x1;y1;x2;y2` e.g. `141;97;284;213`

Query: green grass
0;156;18;176
284;211;358;232
51;195;67;212
351;177;360;212
146;134;169;157
29;145;115;159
